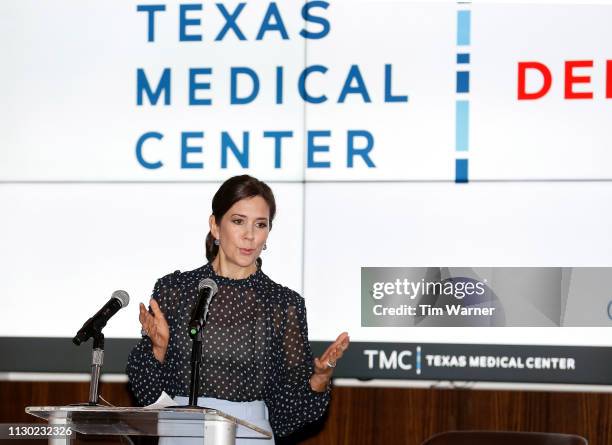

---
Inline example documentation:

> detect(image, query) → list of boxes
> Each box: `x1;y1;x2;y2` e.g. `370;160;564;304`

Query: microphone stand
70;331;105;407
70;290;131;407
88;332;104;406
188;328;203;408
175;326;205;409
175;279;217;410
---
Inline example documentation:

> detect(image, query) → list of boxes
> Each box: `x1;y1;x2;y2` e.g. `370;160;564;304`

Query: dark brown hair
205;175;276;266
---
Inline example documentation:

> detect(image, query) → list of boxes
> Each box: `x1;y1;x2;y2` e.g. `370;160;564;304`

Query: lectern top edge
25;405;273;439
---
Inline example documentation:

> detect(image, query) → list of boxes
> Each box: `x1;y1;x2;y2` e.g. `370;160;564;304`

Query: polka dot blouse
126;263;330;437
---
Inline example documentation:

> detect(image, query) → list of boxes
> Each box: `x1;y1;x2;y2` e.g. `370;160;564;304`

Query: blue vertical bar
457;53;470;64
456;71;470;93
456;100;469;152
455;5;471;183
455;159;468;183
457;11;471;46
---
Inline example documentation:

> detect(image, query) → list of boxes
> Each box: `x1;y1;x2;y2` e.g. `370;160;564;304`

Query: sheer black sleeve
126;276;180;406
266;290;331;437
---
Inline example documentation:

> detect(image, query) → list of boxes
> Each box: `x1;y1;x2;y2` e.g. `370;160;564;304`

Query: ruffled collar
202;262;262;287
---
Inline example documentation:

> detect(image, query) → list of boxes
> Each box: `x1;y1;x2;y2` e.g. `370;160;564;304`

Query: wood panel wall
1;382;609;444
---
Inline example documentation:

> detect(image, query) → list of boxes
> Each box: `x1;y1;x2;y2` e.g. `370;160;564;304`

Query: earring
263;243;267;250
214;239;220;246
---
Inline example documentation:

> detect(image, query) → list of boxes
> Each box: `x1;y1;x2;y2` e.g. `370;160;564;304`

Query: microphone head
198;278;218;295
111;290;130;308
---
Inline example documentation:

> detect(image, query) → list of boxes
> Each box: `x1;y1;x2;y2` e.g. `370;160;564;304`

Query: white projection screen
2;0;612;387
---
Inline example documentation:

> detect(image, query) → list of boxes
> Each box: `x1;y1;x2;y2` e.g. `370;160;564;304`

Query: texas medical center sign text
134;0;416;181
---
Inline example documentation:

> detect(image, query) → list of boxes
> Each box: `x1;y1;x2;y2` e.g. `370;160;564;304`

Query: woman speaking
126;175;350;443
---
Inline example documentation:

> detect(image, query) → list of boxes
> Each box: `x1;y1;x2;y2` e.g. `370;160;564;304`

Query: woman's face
210;195;271;270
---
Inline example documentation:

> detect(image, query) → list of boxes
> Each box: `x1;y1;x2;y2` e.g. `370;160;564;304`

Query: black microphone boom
189;279;218;339
73;290;130;345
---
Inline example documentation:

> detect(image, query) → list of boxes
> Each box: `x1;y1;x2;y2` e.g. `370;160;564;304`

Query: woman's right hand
139;299;170;363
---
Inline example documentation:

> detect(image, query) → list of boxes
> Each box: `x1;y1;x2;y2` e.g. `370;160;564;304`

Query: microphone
73;290;130;345
189;278;218;339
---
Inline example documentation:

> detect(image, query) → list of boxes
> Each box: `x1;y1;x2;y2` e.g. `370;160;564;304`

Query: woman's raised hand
139;299;170;363
310;331;350;392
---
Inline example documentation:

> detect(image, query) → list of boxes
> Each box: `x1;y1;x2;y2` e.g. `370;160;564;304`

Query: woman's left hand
310;331;350;392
